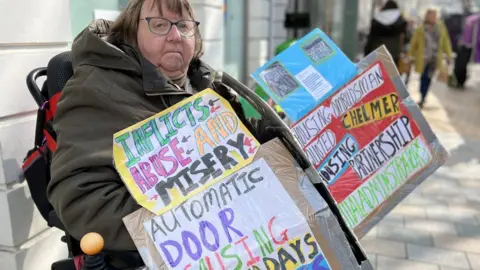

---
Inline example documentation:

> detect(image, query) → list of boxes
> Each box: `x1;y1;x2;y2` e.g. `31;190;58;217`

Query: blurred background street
361;67;480;269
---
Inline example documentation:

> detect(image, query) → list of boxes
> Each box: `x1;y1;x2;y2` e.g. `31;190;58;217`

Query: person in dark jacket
364;0;408;66
46;0;276;267
401;18;417;85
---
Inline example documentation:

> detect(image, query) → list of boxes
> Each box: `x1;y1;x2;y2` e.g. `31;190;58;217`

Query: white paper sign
143;158;331;269
296;65;333;101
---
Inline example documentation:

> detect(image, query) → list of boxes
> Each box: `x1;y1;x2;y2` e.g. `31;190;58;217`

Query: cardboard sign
291;60;436;230
123;138;375;270
251;28;358;122
113;89;259;215
143;158;331;270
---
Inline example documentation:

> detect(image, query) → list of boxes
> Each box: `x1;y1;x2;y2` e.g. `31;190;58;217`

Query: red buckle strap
40;92;61;152
48;92;61;119
44;129;57;152
22;145;46;170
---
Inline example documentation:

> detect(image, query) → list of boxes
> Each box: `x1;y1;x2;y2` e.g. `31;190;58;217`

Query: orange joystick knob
80;232;104;256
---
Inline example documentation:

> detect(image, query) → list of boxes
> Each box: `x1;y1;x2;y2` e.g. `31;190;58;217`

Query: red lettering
215;252;226;270
138;162;158;186
184;264;192;270
159;147;178;176
235;236;260;267
268;216;289;245
205;255;215;270
149;154;168;177
170;137;192;167
129;166;151;193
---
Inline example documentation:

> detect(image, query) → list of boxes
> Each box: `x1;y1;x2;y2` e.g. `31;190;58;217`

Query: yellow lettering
206;116;228;143
220;112;239;134
343;93;400;130
194;126;216;156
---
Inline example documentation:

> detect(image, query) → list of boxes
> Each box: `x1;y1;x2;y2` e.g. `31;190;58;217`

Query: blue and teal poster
251;29;358;122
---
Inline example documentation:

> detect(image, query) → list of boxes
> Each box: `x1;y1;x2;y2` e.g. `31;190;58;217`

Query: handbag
398;56;411;74
437;65;449;83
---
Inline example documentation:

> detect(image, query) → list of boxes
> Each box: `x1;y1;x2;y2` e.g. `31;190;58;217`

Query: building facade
0;0;71;269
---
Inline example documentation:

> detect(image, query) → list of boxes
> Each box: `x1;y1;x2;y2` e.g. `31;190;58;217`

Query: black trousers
454;45;472;87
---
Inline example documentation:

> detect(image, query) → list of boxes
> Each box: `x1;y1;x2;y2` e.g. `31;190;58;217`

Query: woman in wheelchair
46;0;274;268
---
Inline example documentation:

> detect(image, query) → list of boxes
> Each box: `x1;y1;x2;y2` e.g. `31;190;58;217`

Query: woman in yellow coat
408;8;453;108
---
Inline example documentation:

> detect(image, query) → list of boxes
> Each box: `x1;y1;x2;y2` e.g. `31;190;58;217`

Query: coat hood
371;9;407;36
71;19;140;73
374;9;402;26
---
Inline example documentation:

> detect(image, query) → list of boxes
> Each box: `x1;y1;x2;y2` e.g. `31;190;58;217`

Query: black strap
45;120;57;141
34;104;57;148
34;107;46;147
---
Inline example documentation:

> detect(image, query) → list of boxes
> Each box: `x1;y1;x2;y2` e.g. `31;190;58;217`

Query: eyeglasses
140;17;200;37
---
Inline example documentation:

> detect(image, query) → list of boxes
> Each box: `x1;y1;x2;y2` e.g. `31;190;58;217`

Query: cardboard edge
122;138;371;269
351;46;450;237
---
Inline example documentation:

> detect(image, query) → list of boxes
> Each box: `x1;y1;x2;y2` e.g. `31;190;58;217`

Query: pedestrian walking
452;13;480;89
408;8;453;108
364;0;408;67
399;18;416;85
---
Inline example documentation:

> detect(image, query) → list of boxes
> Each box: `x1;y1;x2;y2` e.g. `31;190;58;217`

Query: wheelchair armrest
51;258;76;270
48;210;66;231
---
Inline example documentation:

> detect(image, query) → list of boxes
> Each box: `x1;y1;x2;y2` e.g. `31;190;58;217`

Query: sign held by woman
113;89;259;215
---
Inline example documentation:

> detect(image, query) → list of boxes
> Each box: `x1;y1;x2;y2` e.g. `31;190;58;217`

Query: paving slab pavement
360;66;480;269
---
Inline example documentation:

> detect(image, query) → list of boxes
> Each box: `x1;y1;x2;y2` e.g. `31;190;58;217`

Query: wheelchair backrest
23;51;73;227
47;51;74;99
23;50;84;258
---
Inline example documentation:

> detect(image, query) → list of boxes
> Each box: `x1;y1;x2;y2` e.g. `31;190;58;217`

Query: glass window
70;0;124;38
223;0;245;82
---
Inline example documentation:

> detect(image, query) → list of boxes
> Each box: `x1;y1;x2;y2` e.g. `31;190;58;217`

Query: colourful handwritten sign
113;89;259;215
251;28;358;122
291;61;434;229
339;136;431;228
143;159;331;270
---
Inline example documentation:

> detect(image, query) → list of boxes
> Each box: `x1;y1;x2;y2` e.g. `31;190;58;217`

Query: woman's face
137;0;196;79
425;10;437;25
